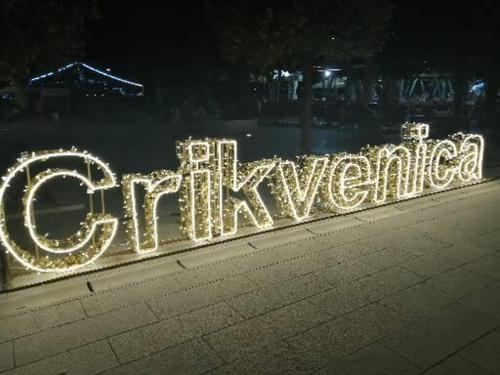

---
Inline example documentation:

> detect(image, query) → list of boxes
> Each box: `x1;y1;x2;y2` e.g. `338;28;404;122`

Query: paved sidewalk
1;181;500;374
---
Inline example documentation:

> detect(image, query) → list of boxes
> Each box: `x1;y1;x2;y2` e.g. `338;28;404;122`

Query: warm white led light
177;140;213;241
24;169;110;254
0;123;486;274
402;123;429;195
427;139;458;189
0;149;118;272
373;145;413;203
325;155;373;211
456;134;484;182
122;171;182;253
215;140;275;237
274;156;329;220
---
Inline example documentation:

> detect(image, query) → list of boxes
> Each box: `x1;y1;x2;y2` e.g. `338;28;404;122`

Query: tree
380;0;500;131
0;0;97;108
214;0;392;153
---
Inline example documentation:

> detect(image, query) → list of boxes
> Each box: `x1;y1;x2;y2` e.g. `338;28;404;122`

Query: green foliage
215;0;393;72
0;0;98;82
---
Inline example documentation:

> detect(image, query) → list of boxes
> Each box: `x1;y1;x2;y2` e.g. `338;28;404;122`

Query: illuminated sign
0;124;484;273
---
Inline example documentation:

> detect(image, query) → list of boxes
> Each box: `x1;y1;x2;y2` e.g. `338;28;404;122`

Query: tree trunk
301;59;313;154
224;68;252;119
361;59;375;106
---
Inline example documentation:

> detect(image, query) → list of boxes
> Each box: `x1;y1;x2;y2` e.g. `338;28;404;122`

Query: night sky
81;0;499;82
85;1;212;80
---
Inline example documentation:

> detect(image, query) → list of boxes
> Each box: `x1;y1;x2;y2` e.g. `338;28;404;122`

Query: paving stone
307;278;381;319
207;299;329;363
275;272;331;303
466;229;500;251
404;218;441;232
89;258;181;292
354;233;401;252
146;276;257;319
0;282;89;317
431;189;469;203
425;267;496;299
260;299;332;338
14;302;157;366
0;300;86;343
427;227;481;244
225;286;289;319
316;225;378;246
177;242;256;268
255;236;329;263
356;218;404;234
172;261;241;288
0;313;40;345
463;255;500;279
307;216;362;235
456;219;500;239
459;330;500;375
0;341;13;372
319;241;376;263
421;355;491;375
220;252;278;273
401;254;466;277
102;338;223;375
301;235;342;253
316;342;420;375
355;205;403;222
361;246;417;271
367;266;425;296
282;302;406;366
226;273;328;318
404;218;455;235
4;340;117;375
242;254;325;286
208;339;325;374
109;302;243;363
394;206;453;225
437;242;493;263
81;275;183;316
249;229;314;249
203;314;281;362
379;284;455;323
380;303;498;369
314;258;376;288
462;182;500;196
459;282;500;320
396;236;451;257
398;225;432;241
309;267;423;319
396;196;441;211
32;300;86;329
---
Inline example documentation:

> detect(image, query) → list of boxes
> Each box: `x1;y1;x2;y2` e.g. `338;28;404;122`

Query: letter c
0;150;118;273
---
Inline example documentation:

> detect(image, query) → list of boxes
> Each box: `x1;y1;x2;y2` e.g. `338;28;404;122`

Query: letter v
274;156;329;220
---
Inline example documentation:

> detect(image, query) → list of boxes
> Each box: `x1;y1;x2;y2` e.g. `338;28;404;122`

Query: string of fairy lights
0;149;118;272
29;62;144;88
122;171;182;254
0;124;485;274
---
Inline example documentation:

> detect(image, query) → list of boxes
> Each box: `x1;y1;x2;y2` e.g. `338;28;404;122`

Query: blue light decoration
29;62;143;88
470;80;485;95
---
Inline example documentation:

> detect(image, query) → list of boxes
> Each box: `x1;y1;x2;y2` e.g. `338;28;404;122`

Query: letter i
405;124;429;195
177;140;213;241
